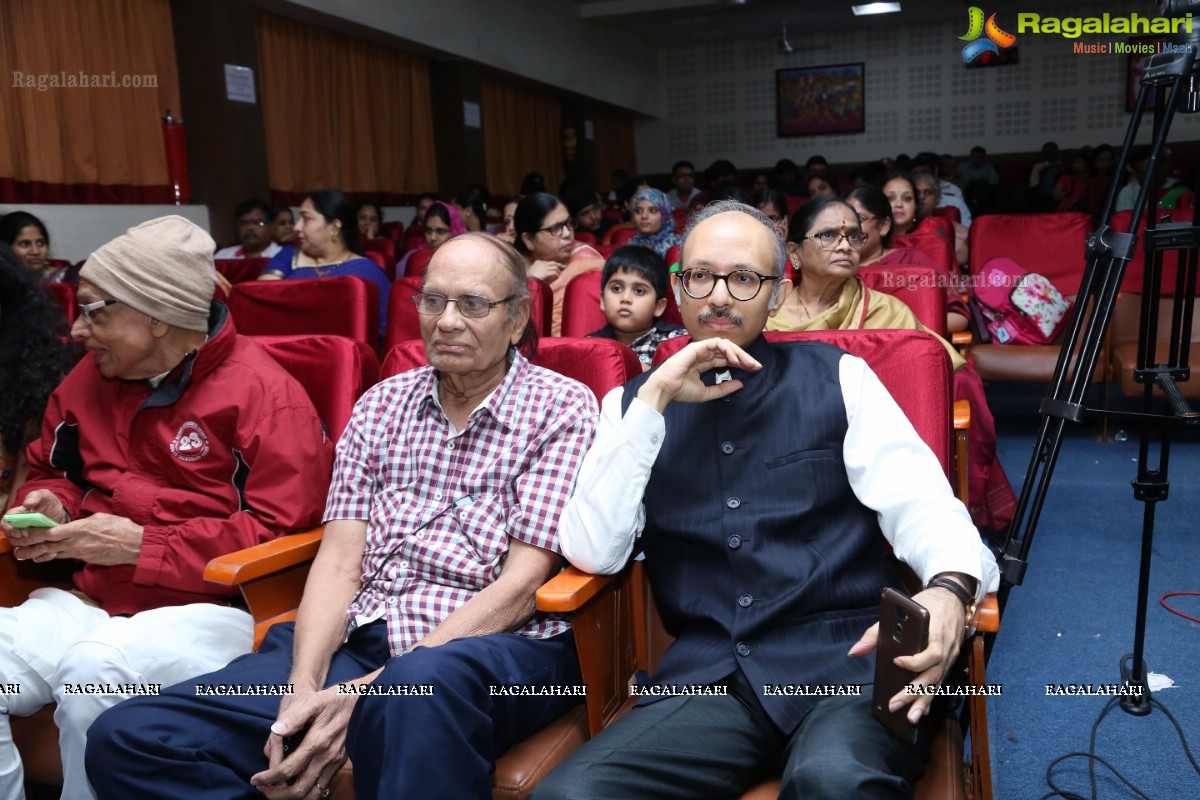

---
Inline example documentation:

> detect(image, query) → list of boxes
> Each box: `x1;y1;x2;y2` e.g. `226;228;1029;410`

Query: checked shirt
324;351;597;656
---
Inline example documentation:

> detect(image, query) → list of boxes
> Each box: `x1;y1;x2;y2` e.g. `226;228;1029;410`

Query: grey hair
913;172;942;201
678;199;789;307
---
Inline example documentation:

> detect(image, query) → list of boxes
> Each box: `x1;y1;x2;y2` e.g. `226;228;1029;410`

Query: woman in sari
846;186;969;334
767;195;1016;542
513;192;605;335
259;189;392;334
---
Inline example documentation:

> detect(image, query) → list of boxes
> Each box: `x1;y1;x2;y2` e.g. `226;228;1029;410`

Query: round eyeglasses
411;292;516;319
801;230;870;250
678;269;779;301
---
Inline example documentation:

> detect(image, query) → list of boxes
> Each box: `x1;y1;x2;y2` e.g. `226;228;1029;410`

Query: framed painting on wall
776;63;865;137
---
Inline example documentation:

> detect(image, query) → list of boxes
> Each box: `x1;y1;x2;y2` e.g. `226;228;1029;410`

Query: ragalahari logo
960;7;1017;63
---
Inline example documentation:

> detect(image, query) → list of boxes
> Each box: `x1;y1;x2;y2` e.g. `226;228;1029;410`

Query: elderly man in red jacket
0;215;333;800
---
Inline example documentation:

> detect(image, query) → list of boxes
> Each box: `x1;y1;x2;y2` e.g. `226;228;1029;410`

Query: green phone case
2;512;59;528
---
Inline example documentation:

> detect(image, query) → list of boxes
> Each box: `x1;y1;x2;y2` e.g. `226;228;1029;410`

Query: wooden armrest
0;535;12;555
951;331;973;347
953;399;970;430
204;528;324;587
536;566;615;613
974;593;999;633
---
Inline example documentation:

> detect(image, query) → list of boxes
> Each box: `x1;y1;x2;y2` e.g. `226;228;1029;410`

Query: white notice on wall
463;101;482;128
224;65;256;104
584;120;594;140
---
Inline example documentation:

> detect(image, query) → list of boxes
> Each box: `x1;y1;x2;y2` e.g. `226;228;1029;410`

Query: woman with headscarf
395;201;469;278
627;188;682;258
767;196;1016;542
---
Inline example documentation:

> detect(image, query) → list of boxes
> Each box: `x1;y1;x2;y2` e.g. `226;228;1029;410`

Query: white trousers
0;588;253;800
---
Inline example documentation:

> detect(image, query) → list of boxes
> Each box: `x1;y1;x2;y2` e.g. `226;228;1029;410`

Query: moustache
697;307;744;326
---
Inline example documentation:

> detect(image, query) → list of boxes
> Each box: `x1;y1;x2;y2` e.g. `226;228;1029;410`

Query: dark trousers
85;620;581;800
531;670;930;800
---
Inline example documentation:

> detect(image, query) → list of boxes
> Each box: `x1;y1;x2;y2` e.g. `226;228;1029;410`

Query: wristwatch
926;574;979;630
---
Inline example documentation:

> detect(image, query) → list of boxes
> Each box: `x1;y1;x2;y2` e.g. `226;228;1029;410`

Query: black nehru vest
621;335;901;733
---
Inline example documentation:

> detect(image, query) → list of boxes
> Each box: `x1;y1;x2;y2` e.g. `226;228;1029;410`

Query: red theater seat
251;335;379;441
227;276;379;348
214;257;270;284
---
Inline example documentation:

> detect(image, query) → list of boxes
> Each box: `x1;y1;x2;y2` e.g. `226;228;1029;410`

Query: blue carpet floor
986;386;1200;800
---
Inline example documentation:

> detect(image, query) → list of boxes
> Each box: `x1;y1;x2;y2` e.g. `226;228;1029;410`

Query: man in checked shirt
86;233;599;800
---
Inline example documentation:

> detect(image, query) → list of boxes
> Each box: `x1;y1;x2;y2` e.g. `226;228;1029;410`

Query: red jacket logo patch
170;421;210;462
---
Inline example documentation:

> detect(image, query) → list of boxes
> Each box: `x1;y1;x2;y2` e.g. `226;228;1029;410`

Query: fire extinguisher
162;110;192;205
562;122;578;167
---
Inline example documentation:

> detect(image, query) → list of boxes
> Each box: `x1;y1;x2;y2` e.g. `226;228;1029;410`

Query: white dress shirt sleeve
839;354;1000;602
559;386;664;575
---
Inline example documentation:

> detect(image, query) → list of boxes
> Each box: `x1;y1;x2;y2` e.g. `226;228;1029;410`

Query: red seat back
672;208;689;233
665;245;681;269
250;335;380;442
967;212;1092;297
359;237;395;264
932;206;962;224
1110;208;1199;296
381;337;641;403
652;329;954;479
859;265;949;338
560;271;606;337
383;277;425;352
405;248;435;279
45;282;77;324
605;227;637;247
891;233;955;275
215;257;269;285
528;277;553;336
573;232;597;246
227;276;379;347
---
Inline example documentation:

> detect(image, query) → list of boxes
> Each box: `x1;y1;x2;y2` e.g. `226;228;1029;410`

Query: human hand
3;490;69;544
10;512;142;566
527;260;564;282
214;272;234;296
636;338;761;413
254;685;357;799
848;587;965;725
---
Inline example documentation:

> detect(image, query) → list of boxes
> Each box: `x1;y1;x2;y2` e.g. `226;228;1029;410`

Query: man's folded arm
559;387;664;575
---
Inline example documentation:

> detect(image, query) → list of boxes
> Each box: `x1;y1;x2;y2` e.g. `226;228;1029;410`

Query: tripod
995;43;1199;714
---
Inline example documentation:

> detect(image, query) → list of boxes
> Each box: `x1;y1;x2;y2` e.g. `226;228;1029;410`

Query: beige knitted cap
81;215;216;332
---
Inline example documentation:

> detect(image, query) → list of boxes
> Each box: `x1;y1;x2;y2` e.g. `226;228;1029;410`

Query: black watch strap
926;576;974;609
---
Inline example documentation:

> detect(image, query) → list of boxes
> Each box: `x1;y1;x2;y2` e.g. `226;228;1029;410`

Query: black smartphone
281;724;311;784
871;587;930;745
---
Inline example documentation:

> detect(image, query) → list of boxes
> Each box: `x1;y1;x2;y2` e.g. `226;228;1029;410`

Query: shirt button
738;594;753;608
400;561;408;569
727;535;742;549
736;642;750;657
721;442;735;455
387;597;398;606
726;497;741;509
447;442;455;450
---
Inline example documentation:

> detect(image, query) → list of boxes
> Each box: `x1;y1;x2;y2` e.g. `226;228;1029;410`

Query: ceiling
574;0;1044;48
